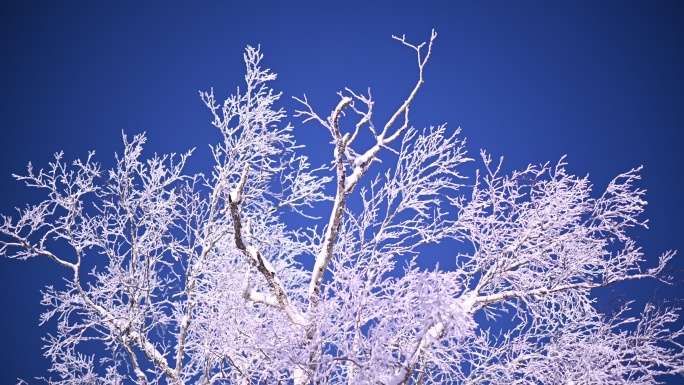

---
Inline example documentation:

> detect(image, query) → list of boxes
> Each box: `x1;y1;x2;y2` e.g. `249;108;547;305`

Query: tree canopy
2;32;682;385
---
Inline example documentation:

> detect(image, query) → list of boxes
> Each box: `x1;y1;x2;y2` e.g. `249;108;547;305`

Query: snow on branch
2;33;682;385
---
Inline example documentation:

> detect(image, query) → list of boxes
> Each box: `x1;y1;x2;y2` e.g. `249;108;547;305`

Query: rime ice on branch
1;31;682;385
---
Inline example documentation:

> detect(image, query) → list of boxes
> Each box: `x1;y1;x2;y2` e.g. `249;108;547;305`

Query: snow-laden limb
295;29;439;311
290;30;445;384
455;301;684;384
2;34;683;385
0;133;192;384
228;163;305;325
452;153;674;319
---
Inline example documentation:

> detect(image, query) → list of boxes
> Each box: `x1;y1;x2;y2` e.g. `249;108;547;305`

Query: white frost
353;152;372;168
229;188;239;203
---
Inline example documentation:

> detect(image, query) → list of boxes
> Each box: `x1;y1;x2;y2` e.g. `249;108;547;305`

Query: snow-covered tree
2;31;682;385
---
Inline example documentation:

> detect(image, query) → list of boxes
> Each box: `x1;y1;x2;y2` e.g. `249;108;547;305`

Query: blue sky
1;1;682;383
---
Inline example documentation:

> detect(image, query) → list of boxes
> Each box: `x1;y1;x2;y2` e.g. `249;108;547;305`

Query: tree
2;31;682;385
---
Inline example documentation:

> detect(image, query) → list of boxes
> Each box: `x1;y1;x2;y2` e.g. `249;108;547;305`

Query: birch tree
2;31;682;385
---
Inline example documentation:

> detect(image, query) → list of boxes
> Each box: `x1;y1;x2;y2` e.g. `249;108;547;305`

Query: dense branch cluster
2;32;682;384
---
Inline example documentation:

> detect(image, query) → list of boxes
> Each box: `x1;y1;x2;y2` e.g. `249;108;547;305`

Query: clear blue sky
1;1;682;383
